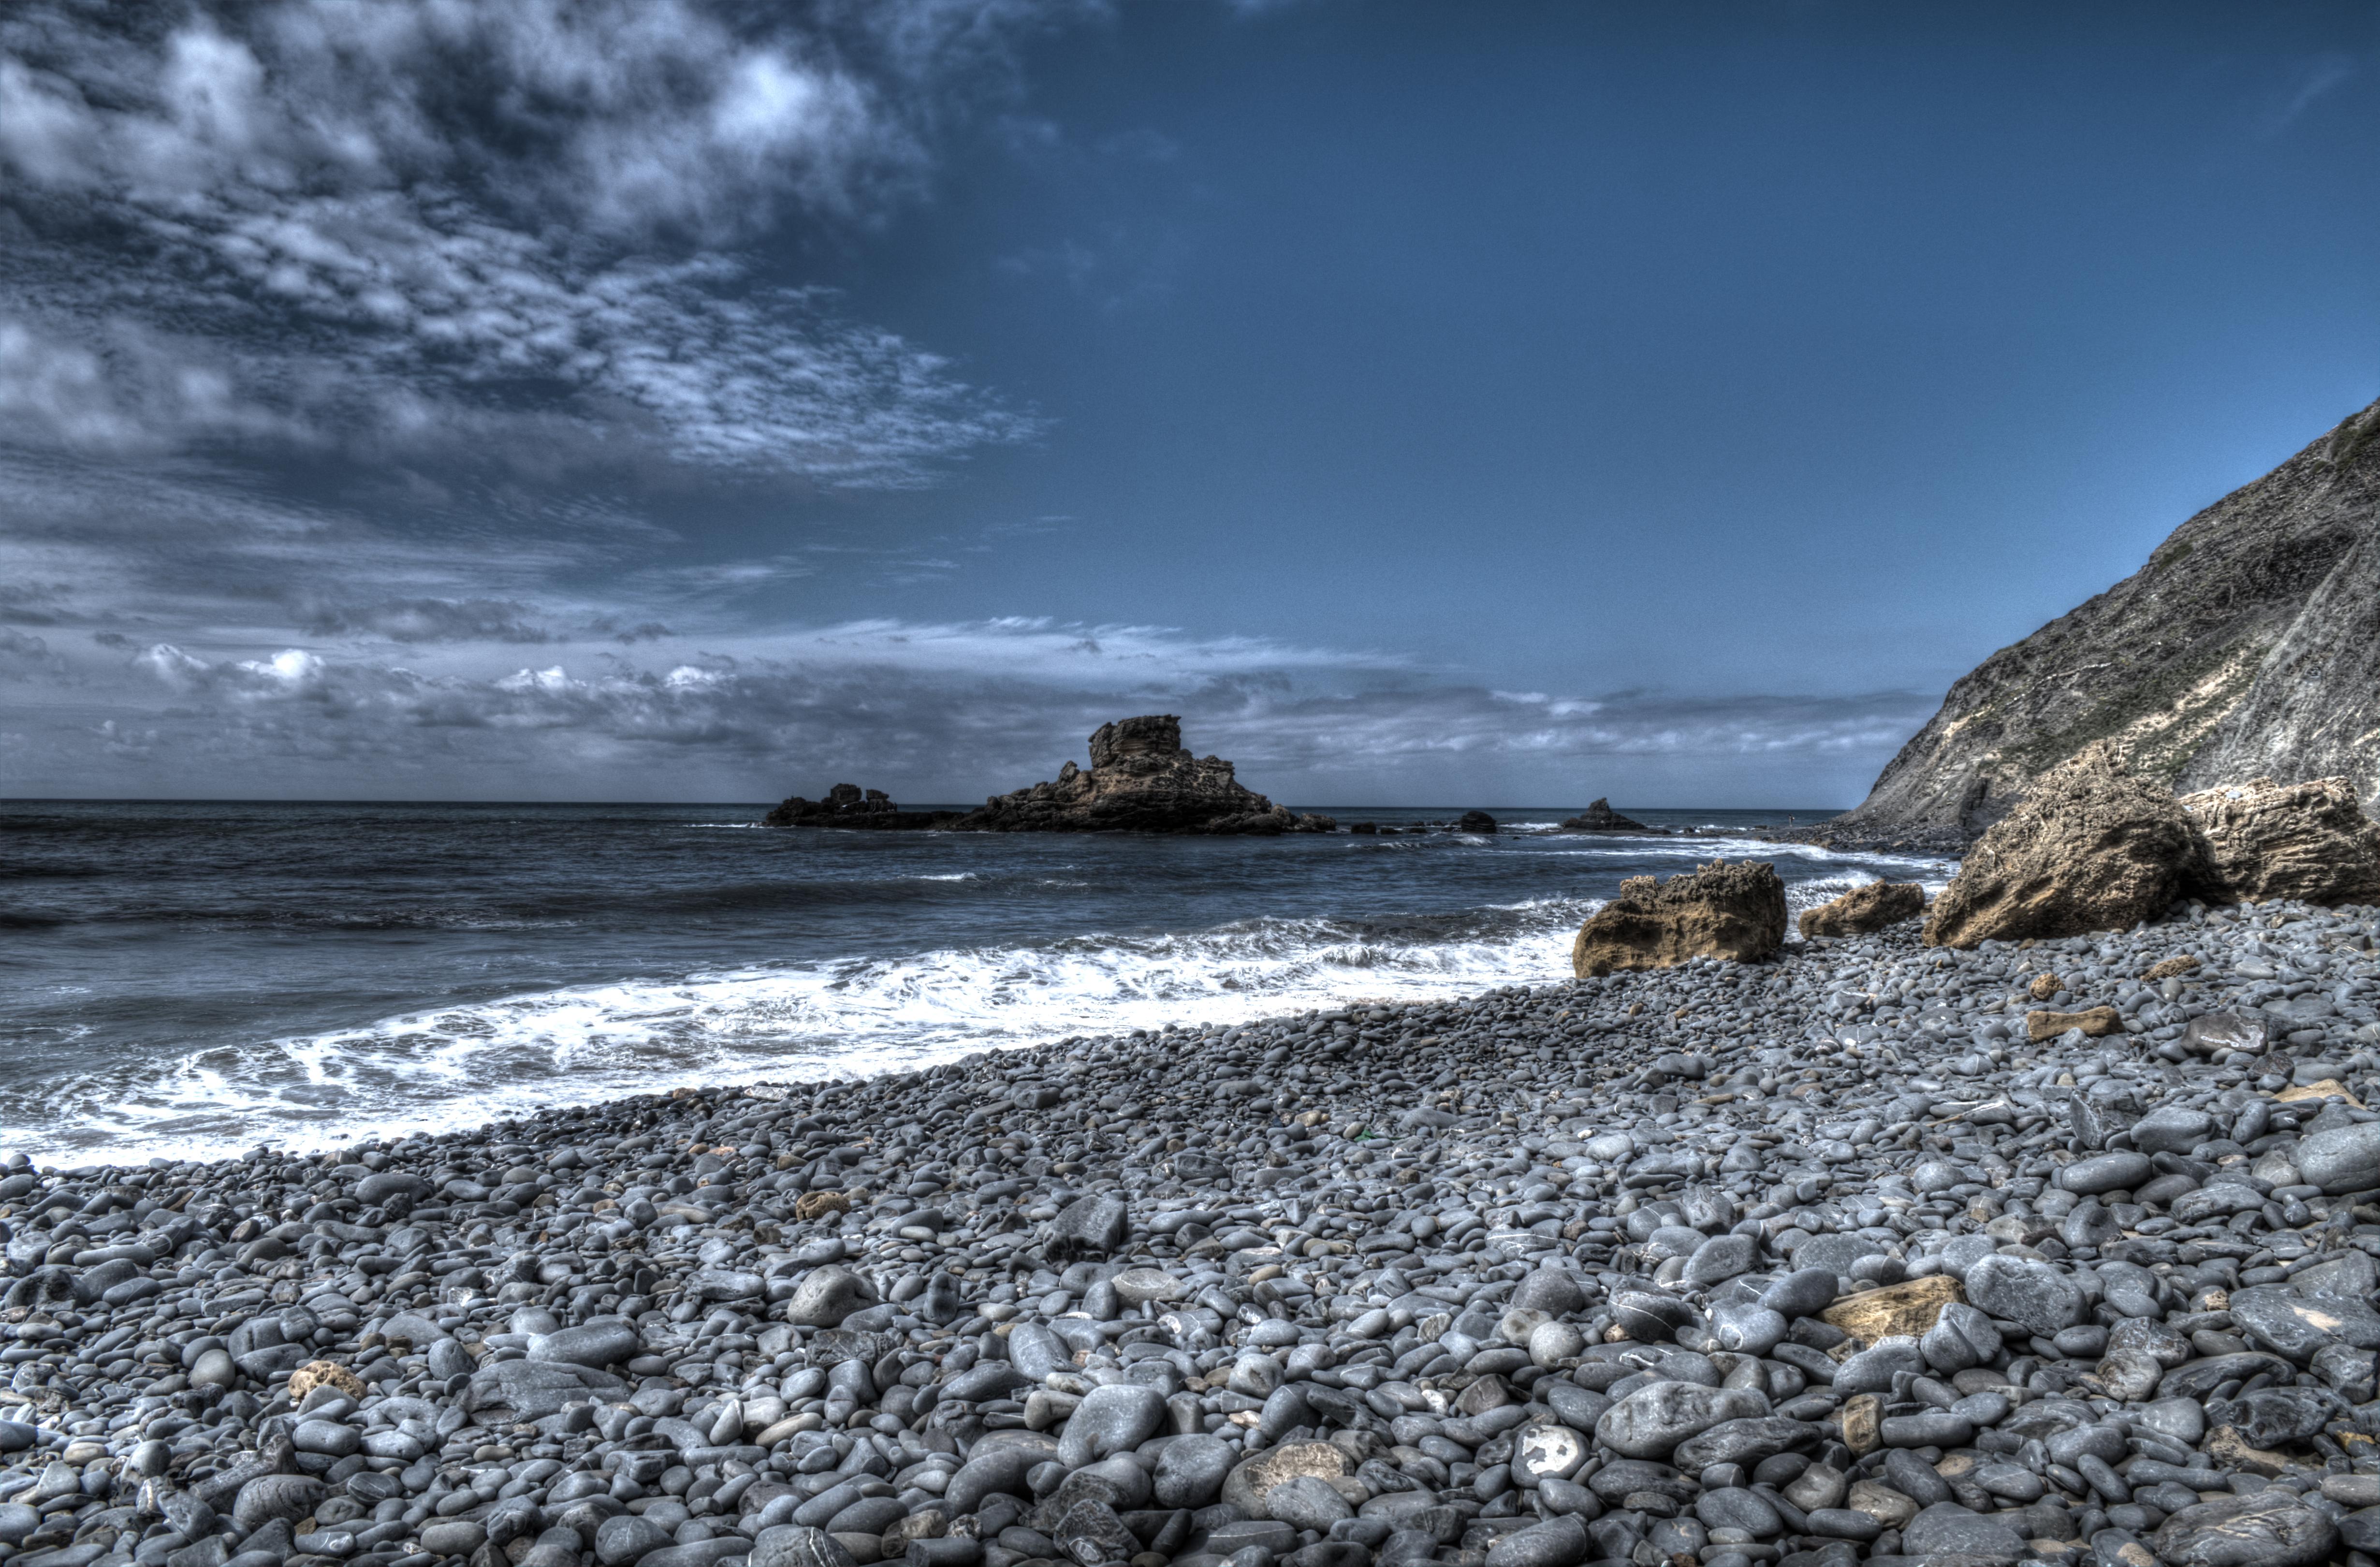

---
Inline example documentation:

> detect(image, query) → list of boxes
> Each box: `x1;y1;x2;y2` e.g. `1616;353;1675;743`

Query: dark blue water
0;802;1945;1161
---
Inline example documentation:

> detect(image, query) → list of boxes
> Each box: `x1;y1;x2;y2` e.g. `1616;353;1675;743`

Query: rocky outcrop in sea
761;789;958;832
951;719;1334;836
1556;805;1649;835
1822;395;2380;847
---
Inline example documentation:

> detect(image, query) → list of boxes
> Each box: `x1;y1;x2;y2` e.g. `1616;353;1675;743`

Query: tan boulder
2028;1006;2124;1041
1571;861;1787;978
1922;743;2209;949
1820;1274;1962;1345
1797;881;1926;938
2178;776;2380;906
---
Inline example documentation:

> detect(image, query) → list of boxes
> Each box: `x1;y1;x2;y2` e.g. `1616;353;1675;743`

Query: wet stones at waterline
2;895;2380;1567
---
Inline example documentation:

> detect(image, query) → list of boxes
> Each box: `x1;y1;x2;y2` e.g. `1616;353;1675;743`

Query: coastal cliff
1826;395;2380;848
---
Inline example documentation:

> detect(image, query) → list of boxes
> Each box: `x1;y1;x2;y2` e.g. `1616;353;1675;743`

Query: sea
0;802;1954;1164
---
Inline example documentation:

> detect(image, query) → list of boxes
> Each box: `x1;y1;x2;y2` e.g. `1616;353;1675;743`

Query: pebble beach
4;897;2379;1567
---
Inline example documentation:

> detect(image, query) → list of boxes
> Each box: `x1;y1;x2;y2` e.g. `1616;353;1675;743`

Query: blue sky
2;0;2377;806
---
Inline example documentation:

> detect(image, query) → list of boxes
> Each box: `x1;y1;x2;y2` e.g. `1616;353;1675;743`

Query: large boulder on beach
1797;880;1926;938
1923;742;2210;948
954;716;1334;835
1571;860;1787;977
2179;776;2380;906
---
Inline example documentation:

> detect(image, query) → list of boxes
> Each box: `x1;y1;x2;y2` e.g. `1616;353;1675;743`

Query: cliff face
1832;395;2380;847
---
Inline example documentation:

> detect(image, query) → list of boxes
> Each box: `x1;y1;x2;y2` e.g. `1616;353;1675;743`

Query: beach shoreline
0;896;2373;1567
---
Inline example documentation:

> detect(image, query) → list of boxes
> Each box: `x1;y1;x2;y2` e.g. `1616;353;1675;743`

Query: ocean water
0;802;1952;1162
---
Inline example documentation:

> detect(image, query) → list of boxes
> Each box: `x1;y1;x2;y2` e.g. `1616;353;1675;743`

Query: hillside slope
1829;395;2380;848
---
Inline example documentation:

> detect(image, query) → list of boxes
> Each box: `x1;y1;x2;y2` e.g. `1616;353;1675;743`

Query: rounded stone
232;1474;326;1534
422;1521;489;1557
1595;1382;1769;1460
598;1516;676;1567
783;1267;877;1329
2295;1123;2380;1195
1265;1476;1355;1531
2059;1151;2153;1196
2151;1488;2338;1567
1110;1268;1183;1307
1155;1434;1235;1509
1055;1382;1168;1469
1962;1254;2086;1337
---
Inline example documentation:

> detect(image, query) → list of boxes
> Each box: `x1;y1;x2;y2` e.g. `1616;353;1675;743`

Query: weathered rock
1571;860;1787;977
762;783;955;831
783;1267;877;1328
2294;1121;2380;1194
1922;744;2210;948
1819;1274;1959;1344
1042;1193;1128;1261
1558;799;1649;833
2186;1009;2271;1055
1820;393;2380;844
1594;1382;1768;1459
1797;881;1926;939
1962;1255;2086;1337
2027;1005;2125;1040
2152;1487;2338;1567
2181;775;2380;905
952;716;1332;835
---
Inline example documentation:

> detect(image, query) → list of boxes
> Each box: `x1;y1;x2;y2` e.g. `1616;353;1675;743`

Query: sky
3;1;2379;808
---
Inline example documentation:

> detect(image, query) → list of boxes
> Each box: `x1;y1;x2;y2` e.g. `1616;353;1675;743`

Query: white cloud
0;0;1055;479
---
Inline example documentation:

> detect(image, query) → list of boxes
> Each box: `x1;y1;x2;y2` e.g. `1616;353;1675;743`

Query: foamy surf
1;800;1950;1167
13;898;1607;1164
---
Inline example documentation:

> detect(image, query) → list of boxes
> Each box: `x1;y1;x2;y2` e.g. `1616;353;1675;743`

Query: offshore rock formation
1922;744;2211;949
1797;880;1927;939
2180;776;2380;907
1829;394;2380;846
1571;860;1787;977
954;716;1336;835
1559;798;1650;833
760;784;958;830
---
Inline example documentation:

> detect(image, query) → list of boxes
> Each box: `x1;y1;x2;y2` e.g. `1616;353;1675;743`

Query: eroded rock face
1797;881;1926;939
954;716;1336;835
1571;861;1787;978
1560;798;1649;833
2180;776;2380;906
1922;744;2210;949
1819;393;2380;847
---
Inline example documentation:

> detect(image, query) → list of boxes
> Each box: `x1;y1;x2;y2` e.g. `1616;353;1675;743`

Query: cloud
0;0;1057;480
2262;54;2356;138
0;615;1935;803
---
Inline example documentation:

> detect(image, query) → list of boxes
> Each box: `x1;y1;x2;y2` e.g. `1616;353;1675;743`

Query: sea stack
954;715;1336;834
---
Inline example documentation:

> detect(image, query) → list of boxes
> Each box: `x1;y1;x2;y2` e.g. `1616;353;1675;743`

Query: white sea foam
23;896;1607;1163
16;833;1948;1165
